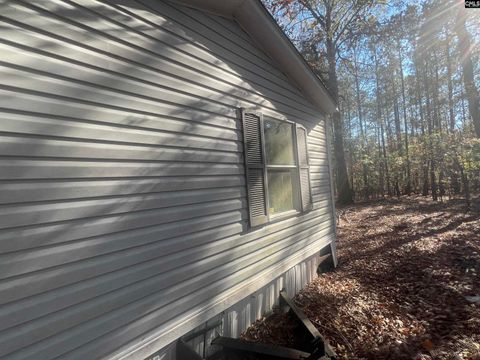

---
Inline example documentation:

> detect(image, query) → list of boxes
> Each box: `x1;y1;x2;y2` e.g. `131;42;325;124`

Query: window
264;119;297;216
241;110;312;227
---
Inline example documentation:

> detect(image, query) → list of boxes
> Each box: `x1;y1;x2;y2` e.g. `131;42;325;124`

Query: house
0;0;338;359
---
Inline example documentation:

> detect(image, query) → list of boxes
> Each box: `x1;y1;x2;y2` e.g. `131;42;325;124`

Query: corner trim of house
324;116;338;268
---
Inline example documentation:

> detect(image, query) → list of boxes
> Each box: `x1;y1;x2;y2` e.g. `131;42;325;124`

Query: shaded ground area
243;196;480;359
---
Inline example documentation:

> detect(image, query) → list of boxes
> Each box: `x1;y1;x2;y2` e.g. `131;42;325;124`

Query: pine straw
243;196;480;359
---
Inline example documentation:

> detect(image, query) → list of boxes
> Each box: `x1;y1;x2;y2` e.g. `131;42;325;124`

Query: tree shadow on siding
0;1;329;359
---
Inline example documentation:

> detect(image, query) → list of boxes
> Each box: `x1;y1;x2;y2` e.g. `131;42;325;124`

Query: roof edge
171;0;338;114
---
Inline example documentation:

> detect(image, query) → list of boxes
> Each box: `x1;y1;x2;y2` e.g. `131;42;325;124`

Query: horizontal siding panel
0;110;240;152
307;143;327;153
0;136;242;163
2;223;333;359
0;221;245;331
309;128;326;138
1;3;319;122
313;192;331;204
0;212;331;334
0;187;245;232
116;0;308;100
309;158;328;169
0;202;329;304
94;237;332;360
0;1;333;359
0;211;247;304
0;32;316;121
178;4;278;70
0;199;245;255
0;135;243;164
0;89;237;131
309;135;325;145
311;185;331;197
308;153;328;162
0;68;238;123
62;233;333;360
309;165;330;174
0;177;245;205
204;13;251;44
311;178;331;189
310;122;326;133
310;172;330;181
0;53;311;126
0;159;243;180
0;24;313;123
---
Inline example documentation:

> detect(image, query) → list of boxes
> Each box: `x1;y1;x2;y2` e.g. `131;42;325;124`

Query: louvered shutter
296;125;313;212
241;110;268;227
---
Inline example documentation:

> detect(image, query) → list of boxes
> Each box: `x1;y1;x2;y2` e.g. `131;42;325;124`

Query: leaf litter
242;196;480;359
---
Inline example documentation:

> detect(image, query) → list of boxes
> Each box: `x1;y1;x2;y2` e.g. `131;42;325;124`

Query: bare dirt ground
243;196;480;359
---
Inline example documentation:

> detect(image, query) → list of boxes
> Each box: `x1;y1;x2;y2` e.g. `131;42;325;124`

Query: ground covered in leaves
243;196;480;359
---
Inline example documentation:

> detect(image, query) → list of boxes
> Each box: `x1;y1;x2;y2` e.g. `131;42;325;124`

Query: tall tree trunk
445;33;461;194
374;48;385;197
391;70;402;151
445;32;456;133
391;65;402;196
455;11;480;137
354;52;369;200
455;156;471;209
414;55;428;195
433;50;442;132
345;93;355;192
423;56;438;201
433;49;444;199
381;119;391;196
327;38;353;204
381;87;392;197
398;41;411;194
377;124;384;197
460;86;468;128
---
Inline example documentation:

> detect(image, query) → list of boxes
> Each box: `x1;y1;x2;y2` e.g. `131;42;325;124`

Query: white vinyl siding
0;1;335;359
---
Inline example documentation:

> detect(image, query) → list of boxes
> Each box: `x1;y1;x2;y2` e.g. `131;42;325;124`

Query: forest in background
263;0;480;207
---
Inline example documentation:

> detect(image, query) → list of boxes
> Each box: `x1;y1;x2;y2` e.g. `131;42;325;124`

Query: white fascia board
172;0;338;114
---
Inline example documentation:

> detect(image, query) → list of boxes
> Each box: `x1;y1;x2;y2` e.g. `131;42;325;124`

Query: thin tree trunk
445;32;456;132
433;49;444;200
345;93;355;196
433;50;442;132
390;63;402;197
461;86;468;128
423;56;438;201
398;41;411;194
457;159;471;209
354;52;369;200
445;32;461;194
380;115;392;196
414;55;429;196
378;124;384;197
455;12;480;137
391;70;402;151
374;47;385;197
327;38;353;204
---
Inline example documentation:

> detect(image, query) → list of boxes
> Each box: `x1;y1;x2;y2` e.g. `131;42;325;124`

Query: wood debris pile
243;196;480;359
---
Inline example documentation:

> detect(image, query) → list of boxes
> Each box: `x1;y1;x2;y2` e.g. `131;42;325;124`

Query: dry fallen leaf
242;196;480;359
422;339;434;351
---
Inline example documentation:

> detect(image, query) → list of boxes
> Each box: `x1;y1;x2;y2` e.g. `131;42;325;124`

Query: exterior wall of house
0;1;335;359
145;251;324;360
